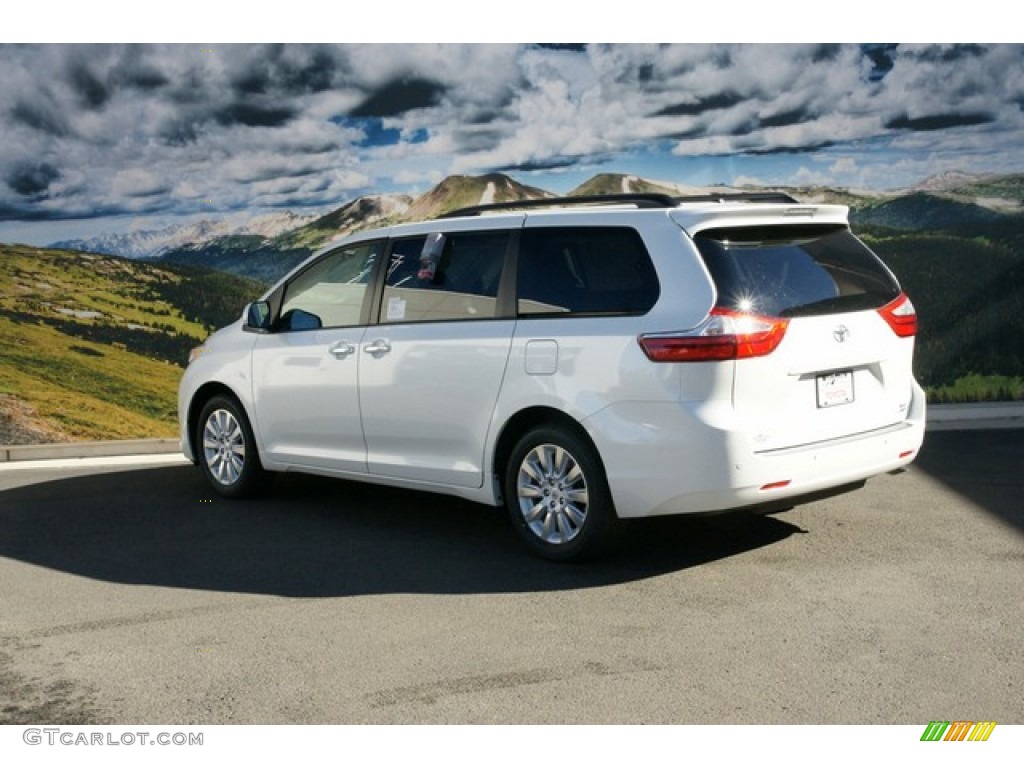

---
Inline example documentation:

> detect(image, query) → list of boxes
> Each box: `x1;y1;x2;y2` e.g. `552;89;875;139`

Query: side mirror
244;301;272;333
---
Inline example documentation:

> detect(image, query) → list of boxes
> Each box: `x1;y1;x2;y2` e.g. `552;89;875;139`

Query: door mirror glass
244;301;272;332
279;308;322;332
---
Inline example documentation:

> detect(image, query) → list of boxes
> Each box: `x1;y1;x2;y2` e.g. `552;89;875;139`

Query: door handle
328;341;356;359
363;339;392;357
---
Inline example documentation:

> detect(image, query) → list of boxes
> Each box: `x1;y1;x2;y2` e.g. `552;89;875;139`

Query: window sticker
387;296;407;321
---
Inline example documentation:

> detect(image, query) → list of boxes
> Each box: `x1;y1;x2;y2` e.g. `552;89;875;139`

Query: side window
517;227;659;316
380;231;509;323
279;241;381;331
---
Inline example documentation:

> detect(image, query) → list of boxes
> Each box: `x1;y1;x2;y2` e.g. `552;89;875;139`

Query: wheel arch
492;406;606;498
495;406;624;561
186;382;252;461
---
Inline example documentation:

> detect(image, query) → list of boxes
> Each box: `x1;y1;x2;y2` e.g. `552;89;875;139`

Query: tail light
878;293;917;337
638;308;790;363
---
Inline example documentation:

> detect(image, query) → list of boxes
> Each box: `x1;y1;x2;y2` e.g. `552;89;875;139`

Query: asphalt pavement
0;426;1021;724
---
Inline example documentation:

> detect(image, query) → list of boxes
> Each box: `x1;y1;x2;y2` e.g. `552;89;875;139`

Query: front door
250;240;382;473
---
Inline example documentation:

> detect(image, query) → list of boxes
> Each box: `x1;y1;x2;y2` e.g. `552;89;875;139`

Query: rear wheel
196;395;264;497
504;425;623;561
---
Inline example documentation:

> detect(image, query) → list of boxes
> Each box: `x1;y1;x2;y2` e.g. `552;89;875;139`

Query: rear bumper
587;381;926;519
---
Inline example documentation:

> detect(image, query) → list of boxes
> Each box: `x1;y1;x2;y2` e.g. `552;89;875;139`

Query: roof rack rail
438;190;801;219
674;191;800;204
438;193;680;219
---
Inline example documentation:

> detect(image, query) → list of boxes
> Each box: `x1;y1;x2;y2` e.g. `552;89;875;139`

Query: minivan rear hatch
693;223;916;451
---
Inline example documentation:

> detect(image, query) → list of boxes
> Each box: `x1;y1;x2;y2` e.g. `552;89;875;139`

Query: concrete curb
925;402;1024;431
0;438;181;463
1;403;1022;464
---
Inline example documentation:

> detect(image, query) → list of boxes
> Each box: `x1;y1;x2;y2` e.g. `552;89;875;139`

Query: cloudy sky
1;42;1022;245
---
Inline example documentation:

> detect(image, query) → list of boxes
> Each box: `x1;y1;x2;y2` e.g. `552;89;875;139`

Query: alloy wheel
202;408;246;486
515;443;590;545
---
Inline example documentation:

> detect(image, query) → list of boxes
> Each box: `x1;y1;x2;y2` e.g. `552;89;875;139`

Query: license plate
816;371;854;408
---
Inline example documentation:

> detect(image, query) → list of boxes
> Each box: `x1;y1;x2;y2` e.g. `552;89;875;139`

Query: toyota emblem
833;325;850;343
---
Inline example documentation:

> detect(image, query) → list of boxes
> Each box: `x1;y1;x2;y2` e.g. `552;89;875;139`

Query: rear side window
694;225;900;317
517;227;659;316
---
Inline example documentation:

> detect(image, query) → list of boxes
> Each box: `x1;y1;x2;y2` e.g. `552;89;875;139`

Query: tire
195;395;265;498
504;425;624;561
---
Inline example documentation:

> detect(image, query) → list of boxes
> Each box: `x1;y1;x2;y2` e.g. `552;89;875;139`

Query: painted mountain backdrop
2;171;1022;443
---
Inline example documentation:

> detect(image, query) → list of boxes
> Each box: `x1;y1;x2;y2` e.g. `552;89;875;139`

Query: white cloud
110;168;167;197
0;42;1021;240
830;157;859;175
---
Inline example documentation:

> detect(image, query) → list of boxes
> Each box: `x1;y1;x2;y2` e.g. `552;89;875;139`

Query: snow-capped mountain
51;211;318;260
233;210;320;239
909;170;995;193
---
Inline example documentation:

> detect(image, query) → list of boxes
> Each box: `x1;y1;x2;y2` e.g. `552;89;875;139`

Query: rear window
694;225;900;317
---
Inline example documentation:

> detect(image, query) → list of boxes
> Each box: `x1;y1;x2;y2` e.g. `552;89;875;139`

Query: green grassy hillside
160;240;312;284
851;193;1006;231
862;230;1024;401
0;245;263;442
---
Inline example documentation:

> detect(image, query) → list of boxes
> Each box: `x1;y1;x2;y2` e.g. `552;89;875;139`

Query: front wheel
196;395;265;497
504;425;624;561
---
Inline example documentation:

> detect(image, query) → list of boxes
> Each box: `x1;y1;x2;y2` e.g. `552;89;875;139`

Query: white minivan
179;193;925;560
